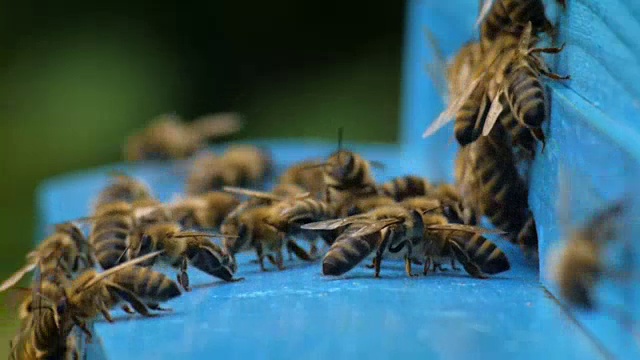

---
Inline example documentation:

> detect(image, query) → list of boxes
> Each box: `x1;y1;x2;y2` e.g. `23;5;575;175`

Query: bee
479;0;554;50
266;196;338;258
430;183;479;225
323;149;379;206
379;175;434;202
481;22;569;142
278;159;326;198
302;205;426;277
186;145;273;195
124;112;243;161
12;253;166;358
170;191;240;230
221;204;304;271
89;201;136;270
220;186;322;264
53;252;172;340
0;223;90;292
420;212;511;278
128;223;242;291
455;132;536;253
549;202;624;310
93;173;153;211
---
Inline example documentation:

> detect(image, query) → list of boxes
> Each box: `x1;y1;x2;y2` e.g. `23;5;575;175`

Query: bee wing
0;263;37;292
475;0;495;28
422;26;449;102
81;250;164;291
423;75;484;138
300;216;369;230
348;219;404;238
223;186;282;200
482;90;505;136
426;223;506;235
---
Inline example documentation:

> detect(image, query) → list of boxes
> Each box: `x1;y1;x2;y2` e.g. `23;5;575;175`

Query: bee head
221;220;249;255
328;150;356;181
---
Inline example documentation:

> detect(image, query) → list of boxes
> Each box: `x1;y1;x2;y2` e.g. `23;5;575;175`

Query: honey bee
186;145;273;195
478;0;554;50
455;132;536;253
549;202;624;310
221;204;308;271
170;191;240;230
420;212;511;278
0;223;90;292
89;201;136;270
11;253;166;358
278;159;326;198
302;205;426;277
124;112;243;161
481;22;569;141
93;173;153;211
128;222;242;291
379;175;434;201
266;196;339;258
431;183;479;225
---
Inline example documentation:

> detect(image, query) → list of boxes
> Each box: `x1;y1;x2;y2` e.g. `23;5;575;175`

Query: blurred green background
0;1;404;355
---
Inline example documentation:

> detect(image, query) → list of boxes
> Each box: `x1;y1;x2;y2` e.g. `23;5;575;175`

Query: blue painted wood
551;0;640;131
531;84;640;359
400;1;478;182
38;141;604;359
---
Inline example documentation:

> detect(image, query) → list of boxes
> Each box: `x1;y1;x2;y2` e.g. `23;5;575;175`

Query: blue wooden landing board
37;142;604;359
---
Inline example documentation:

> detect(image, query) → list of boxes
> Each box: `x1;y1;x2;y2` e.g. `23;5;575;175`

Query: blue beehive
36;1;640;358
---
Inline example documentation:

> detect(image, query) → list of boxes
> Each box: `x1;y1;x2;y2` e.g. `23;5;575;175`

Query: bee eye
56;300;67;314
238;224;247;239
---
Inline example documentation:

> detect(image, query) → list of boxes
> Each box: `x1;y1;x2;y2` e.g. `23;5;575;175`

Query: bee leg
177;258;191;292
405;256;419;277
74;317;93;343
530;44;565;54
451;259;460;271
254;242;268;271
423;257;432;275
365;260;375;269
100;303;114;323
373;233;391;278
276;249;285;270
539;68;570;81
147;303;172;312
121;305;135;314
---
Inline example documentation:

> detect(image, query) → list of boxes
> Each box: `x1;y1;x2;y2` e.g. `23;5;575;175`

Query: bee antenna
115;245;130;264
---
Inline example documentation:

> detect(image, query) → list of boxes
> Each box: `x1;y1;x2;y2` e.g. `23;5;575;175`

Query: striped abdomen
31;307;65;354
481;0;552;46
449;232;510;275
322;225;383;276
110;266;181;304
516;214;538;255
90;216;133;269
506;61;546;128
473;137;530;239
455;81;488;146
499;103;538;157
381;175;432;201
